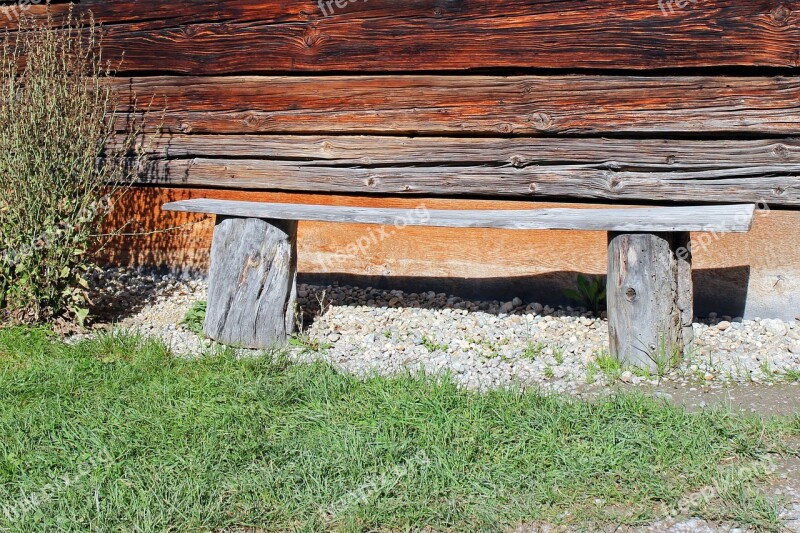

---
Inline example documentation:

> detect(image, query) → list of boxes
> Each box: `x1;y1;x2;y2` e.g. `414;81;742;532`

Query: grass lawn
0;327;797;531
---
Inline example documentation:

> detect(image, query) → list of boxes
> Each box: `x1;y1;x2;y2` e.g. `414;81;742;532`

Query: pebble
764;319;789;337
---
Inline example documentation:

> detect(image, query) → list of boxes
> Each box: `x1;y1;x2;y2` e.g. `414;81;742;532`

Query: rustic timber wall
9;0;800;318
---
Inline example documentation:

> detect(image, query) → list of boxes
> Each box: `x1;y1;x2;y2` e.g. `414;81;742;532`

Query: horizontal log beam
119;76;800;136
134;135;800;168
127;136;800;205
136;160;800;206
9;1;799;73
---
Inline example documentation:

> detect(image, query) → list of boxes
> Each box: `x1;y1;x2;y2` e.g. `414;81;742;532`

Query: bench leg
204;216;298;349
607;232;694;370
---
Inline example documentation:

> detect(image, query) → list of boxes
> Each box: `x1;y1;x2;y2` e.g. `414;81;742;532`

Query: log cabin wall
8;0;800;319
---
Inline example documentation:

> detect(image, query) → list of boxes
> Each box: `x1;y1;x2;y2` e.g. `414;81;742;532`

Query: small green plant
585;363;599;385
521;341;544;361
784;369;800;382
467;337;511;360
544;365;555;379
595;351;623;381
422;336;449;353
639;336;684;379
289;334;332;354
553;348;565;365
632;365;653;380
563;274;606;314
180;301;207;336
760;360;774;380
383;330;392;339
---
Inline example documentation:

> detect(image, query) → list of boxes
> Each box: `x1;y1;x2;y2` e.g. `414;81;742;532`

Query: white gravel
82;268;800;394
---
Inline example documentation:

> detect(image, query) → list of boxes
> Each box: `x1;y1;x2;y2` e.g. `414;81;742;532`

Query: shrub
0;7;144;325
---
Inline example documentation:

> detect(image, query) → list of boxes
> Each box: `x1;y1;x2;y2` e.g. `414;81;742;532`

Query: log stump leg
607;232;694;370
204;216;298;349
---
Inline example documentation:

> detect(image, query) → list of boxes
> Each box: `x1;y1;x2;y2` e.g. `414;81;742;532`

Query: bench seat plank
163;199;755;233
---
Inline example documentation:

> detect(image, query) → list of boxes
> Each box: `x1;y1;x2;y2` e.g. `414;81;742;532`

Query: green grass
595;350;624;382
0;327;797;531
785;369;800;382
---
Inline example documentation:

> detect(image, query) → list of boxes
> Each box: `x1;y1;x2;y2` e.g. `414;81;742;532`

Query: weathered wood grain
607;232;694;369
163;199;756;233
143;157;800;205
11;1;799;73
134;136;800;167
129;135;800;204
119;76;800;135
204;216;298;348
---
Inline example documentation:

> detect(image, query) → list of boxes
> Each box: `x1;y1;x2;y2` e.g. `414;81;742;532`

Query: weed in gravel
421;336;449;353
596;351;623;381
289;334;332;354
180;301;207;336
521;341;545;361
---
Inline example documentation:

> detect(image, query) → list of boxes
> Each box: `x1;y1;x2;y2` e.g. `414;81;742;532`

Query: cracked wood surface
118;75;800;136
163;199;756;233
204;216;298;348
136;135;800;205
608;232;695;369
9;1;800;73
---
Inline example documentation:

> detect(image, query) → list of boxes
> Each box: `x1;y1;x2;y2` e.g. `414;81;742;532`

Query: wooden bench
163;199;756;370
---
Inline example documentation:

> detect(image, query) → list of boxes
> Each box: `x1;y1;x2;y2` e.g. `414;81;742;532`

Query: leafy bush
0;8;144;325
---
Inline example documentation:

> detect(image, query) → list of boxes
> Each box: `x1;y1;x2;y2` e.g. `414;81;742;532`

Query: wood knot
366;176;377;187
298;9;316;20
181;25;199;38
665;155;677;165
496;123;514;134
529;112;554;131
302;26;325;48
243;114;266;128
510;155;527;168
625;287;637;302
321;141;334;151
179;122;193;133
772;143;790;159
528;183;538;193
770;4;791;25
433;7;444;17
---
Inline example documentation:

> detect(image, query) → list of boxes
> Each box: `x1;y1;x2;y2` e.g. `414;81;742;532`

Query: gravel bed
79;268;800;394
